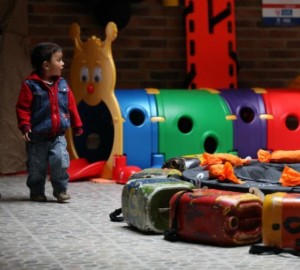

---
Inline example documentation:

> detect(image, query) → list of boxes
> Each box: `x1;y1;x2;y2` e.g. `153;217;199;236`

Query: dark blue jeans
26;135;70;196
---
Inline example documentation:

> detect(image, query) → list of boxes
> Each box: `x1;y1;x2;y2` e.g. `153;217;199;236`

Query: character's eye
93;67;102;83
80;67;89;82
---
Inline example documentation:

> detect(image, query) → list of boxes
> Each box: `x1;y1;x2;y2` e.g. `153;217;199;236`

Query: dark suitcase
128;168;182;180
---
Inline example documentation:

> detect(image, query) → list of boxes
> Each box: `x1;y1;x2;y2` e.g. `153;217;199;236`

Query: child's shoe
30;194;47;202
53;191;71;203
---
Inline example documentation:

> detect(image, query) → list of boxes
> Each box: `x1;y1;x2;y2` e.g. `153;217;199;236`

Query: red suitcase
166;188;262;246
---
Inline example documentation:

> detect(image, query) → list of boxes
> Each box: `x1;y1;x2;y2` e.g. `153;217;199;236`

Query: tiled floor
0;175;299;270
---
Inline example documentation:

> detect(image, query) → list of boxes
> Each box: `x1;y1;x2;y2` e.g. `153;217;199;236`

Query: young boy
16;42;83;203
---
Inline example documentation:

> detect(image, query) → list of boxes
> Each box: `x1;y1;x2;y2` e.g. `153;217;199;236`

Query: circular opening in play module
178;116;193;134
86;133;101;150
286;115;299;130
204;136;217;153
239;107;255;123
129;108;145;126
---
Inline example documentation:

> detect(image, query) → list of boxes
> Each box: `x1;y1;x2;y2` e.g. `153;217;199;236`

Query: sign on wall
262;0;300;26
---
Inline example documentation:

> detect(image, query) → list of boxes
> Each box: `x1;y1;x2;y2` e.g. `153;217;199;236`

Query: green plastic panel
155;89;234;160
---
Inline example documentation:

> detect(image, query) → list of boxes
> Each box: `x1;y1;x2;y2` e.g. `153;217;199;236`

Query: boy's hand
73;127;83;136
23;130;31;142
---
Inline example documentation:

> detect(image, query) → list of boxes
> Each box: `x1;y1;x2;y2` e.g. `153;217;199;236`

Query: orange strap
279;166;300;187
209;162;244;184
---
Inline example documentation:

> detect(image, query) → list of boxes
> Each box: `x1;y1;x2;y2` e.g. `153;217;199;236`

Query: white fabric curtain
0;0;31;174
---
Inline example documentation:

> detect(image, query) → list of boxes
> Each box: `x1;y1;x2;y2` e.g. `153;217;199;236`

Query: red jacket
16;72;83;137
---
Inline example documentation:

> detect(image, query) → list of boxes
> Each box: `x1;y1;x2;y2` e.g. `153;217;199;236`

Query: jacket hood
26;72;61;83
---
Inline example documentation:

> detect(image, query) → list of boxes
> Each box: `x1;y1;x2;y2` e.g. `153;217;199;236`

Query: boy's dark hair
31;42;62;75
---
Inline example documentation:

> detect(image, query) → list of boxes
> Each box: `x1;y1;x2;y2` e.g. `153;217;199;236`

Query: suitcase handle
249;244;300;257
164;189;194;241
109;208;124;222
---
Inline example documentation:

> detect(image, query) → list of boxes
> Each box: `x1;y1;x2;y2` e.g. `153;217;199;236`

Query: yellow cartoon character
67;22;123;179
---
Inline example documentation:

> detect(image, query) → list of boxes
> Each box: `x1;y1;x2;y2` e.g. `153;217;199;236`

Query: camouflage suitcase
121;178;194;233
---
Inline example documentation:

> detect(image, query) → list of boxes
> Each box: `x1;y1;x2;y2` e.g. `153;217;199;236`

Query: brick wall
235;0;300;88
27;0;300;89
